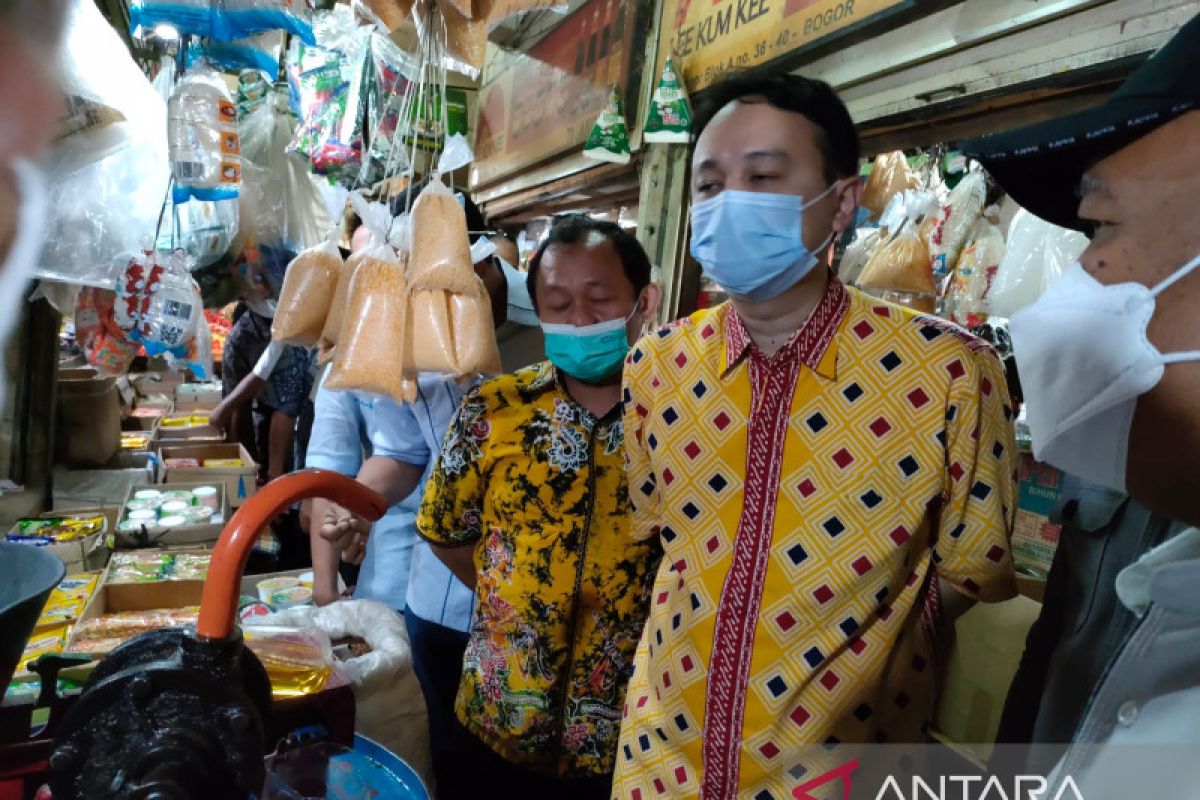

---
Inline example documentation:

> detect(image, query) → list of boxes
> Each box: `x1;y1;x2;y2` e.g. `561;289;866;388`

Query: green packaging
583;85;632;165
643;58;692;144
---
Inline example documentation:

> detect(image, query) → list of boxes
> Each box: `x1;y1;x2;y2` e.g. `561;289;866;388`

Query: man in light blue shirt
312;230;539;793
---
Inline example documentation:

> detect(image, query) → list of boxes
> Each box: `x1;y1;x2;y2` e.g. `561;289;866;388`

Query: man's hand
209;398;234;434
320;502;371;565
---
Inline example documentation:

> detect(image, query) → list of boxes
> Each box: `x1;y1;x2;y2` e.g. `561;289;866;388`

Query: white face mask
0;160;48;408
1010;253;1200;491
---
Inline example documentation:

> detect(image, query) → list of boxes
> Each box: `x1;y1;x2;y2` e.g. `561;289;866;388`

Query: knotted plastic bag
272;240;344;347
406;199;501;376
324;196;409;400
857;221;935;297
988;209;1088;318
861;151;920;220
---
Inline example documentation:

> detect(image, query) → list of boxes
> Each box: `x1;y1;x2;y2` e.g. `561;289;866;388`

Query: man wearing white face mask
965;13;1200;768
614;71;1019;800
0;0;67;405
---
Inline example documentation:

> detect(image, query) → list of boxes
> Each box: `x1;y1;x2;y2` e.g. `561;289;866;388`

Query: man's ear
640;283;664;330
831;177;864;236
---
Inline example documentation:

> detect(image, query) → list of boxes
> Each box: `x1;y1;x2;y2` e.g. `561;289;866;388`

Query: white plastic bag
838;228;880;286
988;209;1088;318
247;601;432;787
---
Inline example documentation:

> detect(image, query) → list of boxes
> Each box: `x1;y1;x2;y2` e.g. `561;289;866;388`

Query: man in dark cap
964;13;1200;757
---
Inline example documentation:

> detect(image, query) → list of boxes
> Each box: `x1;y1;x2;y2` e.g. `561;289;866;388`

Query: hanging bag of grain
408;177;475;291
857;220;935;312
324;196;409;400
861;151;919;221
272;187;349;347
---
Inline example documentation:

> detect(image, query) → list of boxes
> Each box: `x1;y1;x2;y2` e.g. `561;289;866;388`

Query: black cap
962;14;1200;232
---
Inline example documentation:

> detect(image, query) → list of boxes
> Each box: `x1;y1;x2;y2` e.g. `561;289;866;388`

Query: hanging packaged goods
643;57;693;144
582;85;632;164
168;64;242;204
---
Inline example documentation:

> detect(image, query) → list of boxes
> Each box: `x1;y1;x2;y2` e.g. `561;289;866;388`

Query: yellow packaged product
20;626;68;674
37;596;88;628
409;179;475;291
272;241;343;347
202;458;244;468
324;249;410;403
244;626;333;698
448;280;501;376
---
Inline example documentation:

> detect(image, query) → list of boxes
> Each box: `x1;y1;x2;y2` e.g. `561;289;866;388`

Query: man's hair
526;214;652;312
693;69;860;182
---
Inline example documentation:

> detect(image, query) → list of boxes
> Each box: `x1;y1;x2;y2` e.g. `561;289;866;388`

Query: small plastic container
133;489;163;503
160;500;190;516
182;506;213;524
162;490;196;504
191;486;220;512
159;515;187;527
126;509;158;523
258;577;313;610
126;498;161;512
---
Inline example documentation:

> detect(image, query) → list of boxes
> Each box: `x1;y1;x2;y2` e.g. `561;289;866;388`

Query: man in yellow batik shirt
612;70;1017;800
418;216;663;800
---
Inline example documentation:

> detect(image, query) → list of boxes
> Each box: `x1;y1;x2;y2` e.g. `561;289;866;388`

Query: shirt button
1116;700;1139;727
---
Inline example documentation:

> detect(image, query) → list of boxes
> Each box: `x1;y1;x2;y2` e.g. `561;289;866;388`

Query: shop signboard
470;0;645;189
659;0;914;92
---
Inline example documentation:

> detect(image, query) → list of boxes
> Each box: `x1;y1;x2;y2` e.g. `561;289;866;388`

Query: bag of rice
408;179;475;292
272;240;343;347
324;247;409;402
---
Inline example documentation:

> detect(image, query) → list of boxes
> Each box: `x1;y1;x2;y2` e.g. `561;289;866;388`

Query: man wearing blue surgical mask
414;214;663;799
614;70;1018;800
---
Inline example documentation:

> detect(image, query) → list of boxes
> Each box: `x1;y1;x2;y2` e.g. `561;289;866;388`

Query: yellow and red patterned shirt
612;278;1017;800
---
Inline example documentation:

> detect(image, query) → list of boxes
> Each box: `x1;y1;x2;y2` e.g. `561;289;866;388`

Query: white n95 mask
1009;252;1200;491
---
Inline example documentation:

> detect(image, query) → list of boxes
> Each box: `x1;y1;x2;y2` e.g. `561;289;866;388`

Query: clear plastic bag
945;215;1005;328
480;0;569;28
861;151;920;221
169;64;242;204
408;178;475;292
272;240;345;347
857;221;935;297
114;250;209;375
356;0;415;31
928;168;986;286
171;198;240;267
242;625;336;698
31;0;169;289
838;228;880;286
324;247;410;402
988;209;1088;318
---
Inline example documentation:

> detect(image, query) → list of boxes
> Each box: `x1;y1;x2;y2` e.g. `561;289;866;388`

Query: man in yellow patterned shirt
419;216;663;799
612;71;1018;800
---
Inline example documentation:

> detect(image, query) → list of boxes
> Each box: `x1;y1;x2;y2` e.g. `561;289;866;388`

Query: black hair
693;69;860;182
526;214;652;312
389;177;488;243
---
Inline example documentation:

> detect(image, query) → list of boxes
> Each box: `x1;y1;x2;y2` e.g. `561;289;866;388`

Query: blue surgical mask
690;186;837;302
542;305;639;383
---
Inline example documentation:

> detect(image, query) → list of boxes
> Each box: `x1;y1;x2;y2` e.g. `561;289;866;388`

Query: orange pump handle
196;469;387;640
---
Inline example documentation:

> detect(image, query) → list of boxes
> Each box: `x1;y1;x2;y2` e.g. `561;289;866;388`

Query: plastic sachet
169;63;242;204
74;288;139;376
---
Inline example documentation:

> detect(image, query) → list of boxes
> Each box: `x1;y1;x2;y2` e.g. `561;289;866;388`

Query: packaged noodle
928;168;986;285
324;248;410;402
409;179;475;291
273;241;344;347
861;151;919;220
857;221;935;297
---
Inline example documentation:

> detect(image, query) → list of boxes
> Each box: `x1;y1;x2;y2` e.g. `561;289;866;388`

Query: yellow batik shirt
612;279;1017;800
418;361;663;777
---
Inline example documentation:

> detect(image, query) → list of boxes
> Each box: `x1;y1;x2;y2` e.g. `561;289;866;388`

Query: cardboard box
121;414;163;434
67;548;209;656
160;443;258;507
156;413;225;445
174;382;222;412
129;370;191;397
8;510;111;572
117;481;228;547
